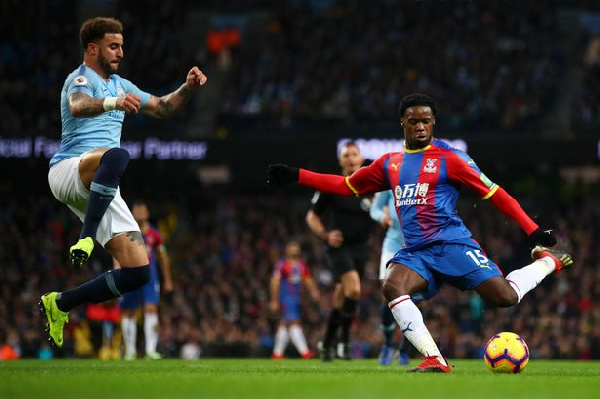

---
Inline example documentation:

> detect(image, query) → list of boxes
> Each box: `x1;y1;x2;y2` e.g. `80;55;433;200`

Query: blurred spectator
220;1;562;135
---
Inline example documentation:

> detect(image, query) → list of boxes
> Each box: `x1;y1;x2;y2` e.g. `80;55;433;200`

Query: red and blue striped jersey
272;259;311;302
143;226;163;267
346;139;498;250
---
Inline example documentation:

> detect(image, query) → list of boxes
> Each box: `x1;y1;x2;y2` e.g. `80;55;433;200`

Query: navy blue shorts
281;300;301;322
387;238;502;302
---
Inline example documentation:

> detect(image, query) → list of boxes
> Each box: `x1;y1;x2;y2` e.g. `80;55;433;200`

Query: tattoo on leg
125;231;144;246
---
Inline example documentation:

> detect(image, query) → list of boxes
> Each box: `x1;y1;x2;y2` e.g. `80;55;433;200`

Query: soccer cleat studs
531;245;573;272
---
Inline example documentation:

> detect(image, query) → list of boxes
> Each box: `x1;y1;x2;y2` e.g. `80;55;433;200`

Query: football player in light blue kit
40;17;207;348
369;190;409;366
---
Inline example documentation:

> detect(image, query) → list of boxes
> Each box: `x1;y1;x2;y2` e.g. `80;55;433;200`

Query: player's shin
388;295;447;366
340;298;358;345
121;316;137;358
273;325;289;357
506;258;554;303
323;308;341;348
144;313;159;355
56;265;150;312
289;325;309;355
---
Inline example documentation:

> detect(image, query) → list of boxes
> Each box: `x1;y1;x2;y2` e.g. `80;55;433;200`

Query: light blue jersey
50;64;151;167
370;190;405;255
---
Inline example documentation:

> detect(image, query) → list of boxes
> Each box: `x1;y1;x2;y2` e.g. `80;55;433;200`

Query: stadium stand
1;179;599;359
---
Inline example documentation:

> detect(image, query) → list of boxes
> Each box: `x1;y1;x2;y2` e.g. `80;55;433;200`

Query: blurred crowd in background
1;178;599;360
222;1;563;133
1;0;600;139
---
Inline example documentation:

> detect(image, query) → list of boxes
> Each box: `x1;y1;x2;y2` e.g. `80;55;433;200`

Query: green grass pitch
1;359;599;399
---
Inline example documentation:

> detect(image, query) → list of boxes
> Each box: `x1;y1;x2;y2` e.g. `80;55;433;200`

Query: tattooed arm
69;92;142;118
141;66;207;119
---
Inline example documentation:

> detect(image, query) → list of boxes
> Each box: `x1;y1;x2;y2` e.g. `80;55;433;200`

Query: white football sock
273;325;289;356
389;295;447;366
144;312;159;355
506;257;554;303
289;324;309;355
121;316;137;357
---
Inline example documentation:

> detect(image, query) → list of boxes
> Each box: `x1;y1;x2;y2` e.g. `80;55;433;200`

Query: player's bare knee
382;278;404;302
505;290;519;307
144;304;158;313
495;288;519;308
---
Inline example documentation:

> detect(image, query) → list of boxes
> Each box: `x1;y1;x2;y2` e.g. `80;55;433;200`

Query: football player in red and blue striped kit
270;241;320;359
267;93;573;373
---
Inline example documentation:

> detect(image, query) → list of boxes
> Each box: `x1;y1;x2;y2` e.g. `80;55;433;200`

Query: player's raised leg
477;246;574;307
382;263;452;373
71;147;131;268
41;233;149;348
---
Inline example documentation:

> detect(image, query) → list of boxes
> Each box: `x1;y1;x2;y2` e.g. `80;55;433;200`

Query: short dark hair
80;17;123;49
130;199;148;208
398;93;437;119
338;140;360;158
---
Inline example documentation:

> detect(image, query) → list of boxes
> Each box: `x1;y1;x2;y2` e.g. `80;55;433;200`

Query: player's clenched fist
267;164;299;187
186;67;208;88
116;93;141;114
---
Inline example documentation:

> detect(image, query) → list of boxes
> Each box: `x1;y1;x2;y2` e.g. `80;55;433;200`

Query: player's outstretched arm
488;187;557;247
447;152;557;247
267;164;354;196
142;67;208;119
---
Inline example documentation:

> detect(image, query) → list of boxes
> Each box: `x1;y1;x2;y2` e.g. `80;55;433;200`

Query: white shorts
48;155;139;247
379;250;396;280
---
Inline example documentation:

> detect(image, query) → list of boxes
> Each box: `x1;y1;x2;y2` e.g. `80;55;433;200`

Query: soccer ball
483;332;529;373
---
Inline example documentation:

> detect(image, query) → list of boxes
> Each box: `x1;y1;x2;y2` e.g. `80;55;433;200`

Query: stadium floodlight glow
337;138;468;160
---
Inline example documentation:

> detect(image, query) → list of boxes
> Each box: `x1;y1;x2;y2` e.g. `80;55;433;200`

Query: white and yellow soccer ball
483;332;529;373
